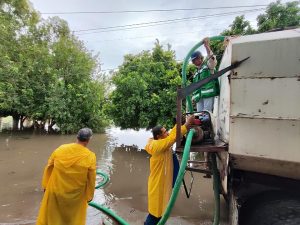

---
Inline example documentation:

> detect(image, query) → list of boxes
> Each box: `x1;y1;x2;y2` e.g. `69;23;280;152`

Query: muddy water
0;127;228;225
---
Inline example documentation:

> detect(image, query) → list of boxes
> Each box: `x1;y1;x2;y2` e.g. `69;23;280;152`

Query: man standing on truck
191;37;219;112
144;115;195;225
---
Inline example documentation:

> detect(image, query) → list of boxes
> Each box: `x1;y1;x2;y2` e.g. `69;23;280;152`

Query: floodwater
0;127;228;225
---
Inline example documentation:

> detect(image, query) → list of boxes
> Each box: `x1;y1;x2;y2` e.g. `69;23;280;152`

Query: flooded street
0;127;228;225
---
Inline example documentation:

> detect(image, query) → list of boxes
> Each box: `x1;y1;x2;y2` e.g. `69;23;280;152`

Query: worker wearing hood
144;116;194;225
36;128;96;225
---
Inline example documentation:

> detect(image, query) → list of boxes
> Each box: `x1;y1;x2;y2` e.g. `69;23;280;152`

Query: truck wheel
239;191;300;225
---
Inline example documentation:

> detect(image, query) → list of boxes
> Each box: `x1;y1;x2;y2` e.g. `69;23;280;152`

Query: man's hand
185;115;195;129
203;37;210;47
203;37;212;56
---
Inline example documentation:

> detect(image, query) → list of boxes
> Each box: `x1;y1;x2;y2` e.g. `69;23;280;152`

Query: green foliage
211;1;299;66
219;1;299;37
0;0;39;121
221;15;256;36
257;1;300;32
0;0;108;133
209;16;256;68
105;41;181;130
37;18;109;133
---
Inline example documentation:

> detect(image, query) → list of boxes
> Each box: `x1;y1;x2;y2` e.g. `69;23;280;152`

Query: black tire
239;191;300;225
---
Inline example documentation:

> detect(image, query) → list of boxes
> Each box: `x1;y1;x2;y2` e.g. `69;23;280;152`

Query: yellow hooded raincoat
36;143;96;225
145;125;187;218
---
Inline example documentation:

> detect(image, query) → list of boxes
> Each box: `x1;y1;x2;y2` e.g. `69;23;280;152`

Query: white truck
214;28;300;224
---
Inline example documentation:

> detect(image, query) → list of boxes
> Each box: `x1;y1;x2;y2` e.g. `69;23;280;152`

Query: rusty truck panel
215;29;300;181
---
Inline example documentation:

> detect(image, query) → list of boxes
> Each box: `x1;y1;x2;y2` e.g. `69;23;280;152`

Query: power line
41;4;268;15
74;8;263;33
99;40;226;72
84;28;224;43
100;57;196;72
75;8;265;35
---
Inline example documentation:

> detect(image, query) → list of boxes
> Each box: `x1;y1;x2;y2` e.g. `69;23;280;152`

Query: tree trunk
20;115;26;130
12;114;19;131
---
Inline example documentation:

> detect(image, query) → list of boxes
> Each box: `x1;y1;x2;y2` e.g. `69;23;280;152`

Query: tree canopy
105;41;182;130
257;1;300;32
0;0;108;133
221;15;256;36
211;1;299;63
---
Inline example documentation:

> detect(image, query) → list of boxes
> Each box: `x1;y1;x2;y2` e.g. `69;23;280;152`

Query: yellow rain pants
145;125;187;217
36;143;96;225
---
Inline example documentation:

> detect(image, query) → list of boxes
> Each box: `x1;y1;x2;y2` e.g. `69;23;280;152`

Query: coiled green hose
88;170;130;225
95;170;109;189
89;201;130;225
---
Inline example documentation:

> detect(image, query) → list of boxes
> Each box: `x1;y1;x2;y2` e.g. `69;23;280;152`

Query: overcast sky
29;0;291;71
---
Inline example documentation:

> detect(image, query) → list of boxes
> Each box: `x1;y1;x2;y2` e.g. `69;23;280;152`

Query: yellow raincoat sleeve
145;124;188;217
41;152;55;190
147;125;187;155
86;153;96;202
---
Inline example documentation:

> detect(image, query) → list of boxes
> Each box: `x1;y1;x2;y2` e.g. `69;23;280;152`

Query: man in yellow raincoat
36;128;96;225
144;116;194;225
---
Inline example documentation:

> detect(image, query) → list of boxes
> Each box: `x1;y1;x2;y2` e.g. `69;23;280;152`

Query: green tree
44;17;107;133
105;41;181;130
0;1;108;133
0;0;39;129
210;1;299;66
257;1;300;32
221;15;255;36
208;16;255;67
219;1;299;36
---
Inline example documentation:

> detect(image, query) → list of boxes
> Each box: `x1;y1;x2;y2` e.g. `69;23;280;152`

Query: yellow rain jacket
145;125;187;217
36;143;96;225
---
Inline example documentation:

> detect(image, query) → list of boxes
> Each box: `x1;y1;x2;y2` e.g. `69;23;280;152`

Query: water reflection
106;127;151;150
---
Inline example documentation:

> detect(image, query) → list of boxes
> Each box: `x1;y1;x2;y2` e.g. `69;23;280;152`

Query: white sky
29;0;291;71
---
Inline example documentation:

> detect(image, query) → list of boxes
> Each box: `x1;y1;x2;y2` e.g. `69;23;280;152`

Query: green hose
89;201;130;225
181;36;224;225
90;36;226;224
90;141;220;225
158;129;195;225
95;170;109;189
181;36;225;113
89;170;130;225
